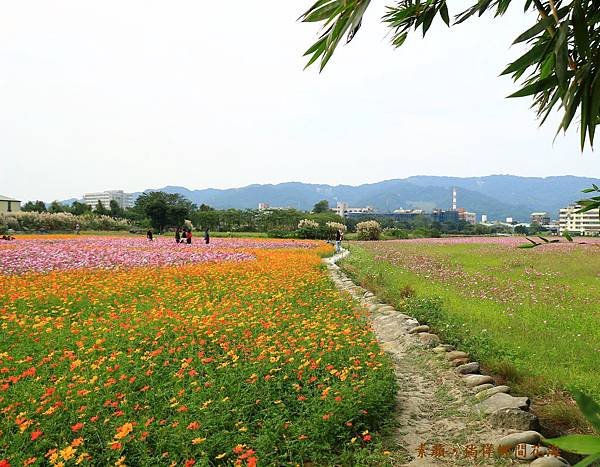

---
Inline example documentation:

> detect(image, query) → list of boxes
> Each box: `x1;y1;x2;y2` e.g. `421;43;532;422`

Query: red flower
184;460;196;467
109;442;122;450
30;430;43;441
71;422;84;432
0;460;10;467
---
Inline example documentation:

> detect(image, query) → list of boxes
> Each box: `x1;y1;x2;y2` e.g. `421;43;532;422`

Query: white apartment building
83;190;134;209
559;204;600;236
334;202;374;217
464;212;477;225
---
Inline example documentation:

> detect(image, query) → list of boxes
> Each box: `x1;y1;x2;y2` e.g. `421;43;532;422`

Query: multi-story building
481;214;488;223
464;212;477;225
559;204;600;236
530;212;551;226
334;202;374;217
0;195;21;213
83;190;134;210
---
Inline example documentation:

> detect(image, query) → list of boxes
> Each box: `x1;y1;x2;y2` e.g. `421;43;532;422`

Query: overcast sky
1;1;598;202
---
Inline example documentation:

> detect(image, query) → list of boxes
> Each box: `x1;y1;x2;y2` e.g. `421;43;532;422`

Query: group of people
146;227;209;244
1;234;15;241
174;227;194;244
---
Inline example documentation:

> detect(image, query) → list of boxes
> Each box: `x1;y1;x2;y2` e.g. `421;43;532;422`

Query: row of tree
23;193;518;237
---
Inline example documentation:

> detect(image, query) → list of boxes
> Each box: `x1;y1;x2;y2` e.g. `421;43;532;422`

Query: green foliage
49;200;67;214
134;192;195;232
313;199;330;213
514;225;529;235
109;200;124;218
578;184;600;213
545;391;600;465
94;200;109;216
301;0;600;148
22;200;47;213
70;201;92;216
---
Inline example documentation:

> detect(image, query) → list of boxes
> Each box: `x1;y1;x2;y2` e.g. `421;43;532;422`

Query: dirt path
325;251;519;466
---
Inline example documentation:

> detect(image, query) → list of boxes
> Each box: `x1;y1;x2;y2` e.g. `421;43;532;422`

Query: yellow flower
60;445;76;461
192;437;206;445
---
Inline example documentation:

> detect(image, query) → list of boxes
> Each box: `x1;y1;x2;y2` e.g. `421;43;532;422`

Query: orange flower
71;437;84;447
114;422;133;440
30;430;43;441
186;421;200;430
108;442;122;451
184;460;195;467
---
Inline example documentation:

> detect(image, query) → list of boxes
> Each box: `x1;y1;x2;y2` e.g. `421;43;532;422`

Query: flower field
342;238;600;407
0;237;396;466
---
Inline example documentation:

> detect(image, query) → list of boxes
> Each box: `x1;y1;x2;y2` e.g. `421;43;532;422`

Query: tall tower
452;187;457;210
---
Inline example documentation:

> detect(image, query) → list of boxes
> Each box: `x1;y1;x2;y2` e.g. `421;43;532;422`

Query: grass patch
341;240;600;434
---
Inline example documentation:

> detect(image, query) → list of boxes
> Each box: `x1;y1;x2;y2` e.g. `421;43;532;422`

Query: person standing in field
175;226;181;244
147;229;153;241
335;229;343;253
204;228;210;245
75;223;81;235
186;229;192;244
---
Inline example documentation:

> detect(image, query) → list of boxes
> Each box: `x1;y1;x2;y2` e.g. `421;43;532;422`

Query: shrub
297;219;321;239
2;212;130;232
325;221;347;239
384;228;409;239
356;221;381;241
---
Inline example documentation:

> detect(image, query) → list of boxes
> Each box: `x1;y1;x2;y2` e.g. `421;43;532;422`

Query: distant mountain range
63;175;599;222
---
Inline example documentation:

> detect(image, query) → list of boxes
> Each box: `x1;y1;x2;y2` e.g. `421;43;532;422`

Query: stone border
324;249;571;467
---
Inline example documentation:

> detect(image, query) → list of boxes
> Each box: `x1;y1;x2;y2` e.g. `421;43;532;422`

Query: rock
408;325;430;334
451;358;470;367
463;374;495;387
472;383;495;393
456;362;480;374
475;385;511;400
433;346;449;354
476;393;530;414
490;408;541;431
405;319;420;327
529;456;569;466
495;431;543;451
364;291;375;298
418;333;441;348
514;443;548;460
446;351;469;361
378;305;396;313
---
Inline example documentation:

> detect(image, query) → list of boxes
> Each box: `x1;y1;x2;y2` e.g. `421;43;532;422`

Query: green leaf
501;42;549;76
439;2;450;26
554;21;569;91
513;15;556;44
572;0;590;59
574;451;600;467
508;75;558;97
545;435;600;455
563;231;573;242
573;391;600;433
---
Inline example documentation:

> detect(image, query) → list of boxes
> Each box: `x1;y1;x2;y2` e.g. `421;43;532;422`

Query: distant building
83;190;134;210
530;212;551;225
464;212;477;225
559;204;600;236
334;202;374;217
481;214;488;223
506;217;514;224
257;203;289;211
0;195;21;213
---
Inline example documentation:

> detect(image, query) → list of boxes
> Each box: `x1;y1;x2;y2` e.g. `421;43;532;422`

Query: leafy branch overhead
300;0;600;149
